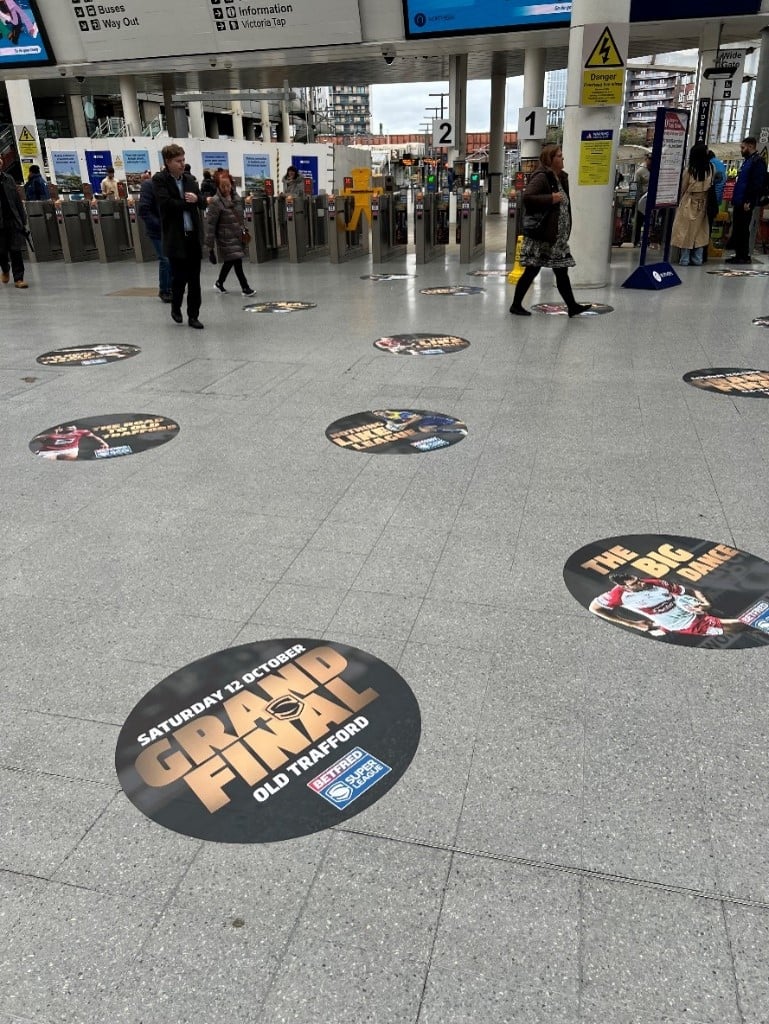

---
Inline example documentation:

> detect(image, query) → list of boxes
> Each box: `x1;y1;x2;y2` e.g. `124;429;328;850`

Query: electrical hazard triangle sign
18;126;35;143
585;26;624;69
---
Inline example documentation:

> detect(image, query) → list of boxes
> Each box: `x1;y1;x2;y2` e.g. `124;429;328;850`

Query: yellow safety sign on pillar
16;125;38;157
581;24;627;107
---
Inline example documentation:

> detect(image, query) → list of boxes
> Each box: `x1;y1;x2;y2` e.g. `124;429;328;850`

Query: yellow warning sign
581;22;627;107
585;27;624;70
16;125;38;158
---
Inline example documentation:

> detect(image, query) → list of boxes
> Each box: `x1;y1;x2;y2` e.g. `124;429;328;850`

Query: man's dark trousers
169;232;202;318
731;205;753;261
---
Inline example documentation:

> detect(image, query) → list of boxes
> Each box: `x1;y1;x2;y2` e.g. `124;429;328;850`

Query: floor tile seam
0;762;118;791
413;851;456;1024
337;826;769;912
253;831;337;1018
5;704;124;730
48;790;124;886
719;899;748;1024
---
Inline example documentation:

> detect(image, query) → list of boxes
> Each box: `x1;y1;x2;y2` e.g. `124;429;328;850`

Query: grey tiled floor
3;219;769;1023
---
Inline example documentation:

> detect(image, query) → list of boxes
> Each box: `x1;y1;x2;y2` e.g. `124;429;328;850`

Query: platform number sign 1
517;106;547;141
432;118;455;147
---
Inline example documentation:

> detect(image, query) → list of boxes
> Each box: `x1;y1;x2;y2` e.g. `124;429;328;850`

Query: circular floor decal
326;409;467;453
115;639;421;843
683;367;769;397
707;268;769;277
564;534;769;649
419;286;485;296
752;316;769;328
374;334;470;356
361;273;415;281
29;414;179;461
531;302;613;316
36;344;140;366
466;269;508;278
243;301;317;314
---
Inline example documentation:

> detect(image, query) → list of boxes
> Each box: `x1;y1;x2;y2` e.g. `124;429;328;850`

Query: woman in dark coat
510;143;590;317
204;171;254;296
0;169;29;288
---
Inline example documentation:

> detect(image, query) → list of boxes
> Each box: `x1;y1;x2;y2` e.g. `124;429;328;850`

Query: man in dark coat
138;170;172;302
726;136;768;265
0;169;29;288
152;144;206;328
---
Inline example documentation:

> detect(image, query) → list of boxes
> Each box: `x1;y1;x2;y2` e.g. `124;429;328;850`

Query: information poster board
403;0;571;38
578;129;614;185
0;0;55;68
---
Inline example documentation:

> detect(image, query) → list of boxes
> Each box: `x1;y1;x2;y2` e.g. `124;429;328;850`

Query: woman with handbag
671;142;713;267
204;170;255;296
510;144;591;317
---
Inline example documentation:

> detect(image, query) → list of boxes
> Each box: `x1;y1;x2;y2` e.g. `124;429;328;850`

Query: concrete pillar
562;0;630;288
5;79;41;174
189;101;206;138
260;100;271;141
750;27;769;141
162;80;176;136
245;120;256;142
488;54;506;214
692;23;722;144
174;105;189;138
281;101;290;141
448;54;468;169
208;116;220;139
522;48;546;161
231;95;244;140
119;75;142;136
67;94;88;138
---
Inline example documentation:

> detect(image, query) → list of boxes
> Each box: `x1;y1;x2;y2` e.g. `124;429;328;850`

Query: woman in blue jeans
671;143;712;267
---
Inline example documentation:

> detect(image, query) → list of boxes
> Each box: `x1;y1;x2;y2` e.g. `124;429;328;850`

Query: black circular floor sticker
708;269;769;277
531;302;613;316
326;409;467;453
115;639;421;843
564;534;769;649
752;317;769;328
361;273;415;281
419;286;485;296
683;368;769;397
36;344;141;366
29;414;179;461
467;269;507;278
374;334;470;356
244;301;316;314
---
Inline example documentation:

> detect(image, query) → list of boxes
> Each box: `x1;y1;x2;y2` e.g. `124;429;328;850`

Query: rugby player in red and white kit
589;572;744;637
32;424;109;461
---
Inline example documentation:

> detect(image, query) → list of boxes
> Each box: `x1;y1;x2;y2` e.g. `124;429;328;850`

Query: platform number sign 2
432;119;455;147
518;106;547;141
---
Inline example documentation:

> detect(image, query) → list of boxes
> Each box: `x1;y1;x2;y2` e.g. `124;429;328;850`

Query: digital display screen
403;1;571;39
0;0;55;67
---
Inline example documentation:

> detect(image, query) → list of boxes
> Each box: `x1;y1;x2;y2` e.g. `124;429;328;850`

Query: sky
369;50;700;135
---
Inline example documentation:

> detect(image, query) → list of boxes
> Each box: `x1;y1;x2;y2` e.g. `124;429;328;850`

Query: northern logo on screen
115;640;421;843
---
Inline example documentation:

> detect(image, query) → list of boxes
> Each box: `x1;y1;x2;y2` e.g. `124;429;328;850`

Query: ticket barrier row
244;195;331;263
370;192;409;263
414;192;451;264
455;191;486;263
25;199;141;264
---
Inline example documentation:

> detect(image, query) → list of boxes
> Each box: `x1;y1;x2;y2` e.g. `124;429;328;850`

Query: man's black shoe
159;291;173;303
724;257;751;264
188;317;204;329
171;308;183;323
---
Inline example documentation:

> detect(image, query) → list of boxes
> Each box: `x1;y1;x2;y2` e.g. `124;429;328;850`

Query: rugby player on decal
31;424;109;461
589;572;745;637
372;410;467;435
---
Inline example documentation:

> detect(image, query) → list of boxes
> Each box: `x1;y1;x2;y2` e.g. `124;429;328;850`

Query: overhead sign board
432;118;454;147
581;24;628;107
403;0;571;39
701;48;747;102
37;0;362;62
517;106;547;142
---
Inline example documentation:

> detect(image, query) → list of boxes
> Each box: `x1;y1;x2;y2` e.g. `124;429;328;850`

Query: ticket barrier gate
456;191;486;264
56;199;99;262
25;201;63;262
328;195;370;263
247;195;288;262
414;191;451;264
91;199;134;262
506;192;521;263
125;198;158;263
371;191;408;263
285;194;329;262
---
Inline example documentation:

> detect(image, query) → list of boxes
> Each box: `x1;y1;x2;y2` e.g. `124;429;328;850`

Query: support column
260;100;271;141
231;97;244;140
488;54;506;214
208;115;220;139
693;23;722;144
281;101;290;141
448;54;468;172
522;47;546;162
5;79;42;176
189;101;206;138
162;79;177;137
245;120;256;142
750;27;769;140
562;0;630;288
119;75;142;136
67;94;88;138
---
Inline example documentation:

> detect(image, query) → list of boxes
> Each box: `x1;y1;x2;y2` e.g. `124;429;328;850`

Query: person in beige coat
671;142;713;266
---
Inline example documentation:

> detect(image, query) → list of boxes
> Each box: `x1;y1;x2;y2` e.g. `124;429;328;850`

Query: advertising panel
0;0;55;68
403;0;571;38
